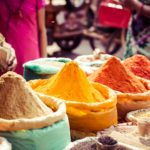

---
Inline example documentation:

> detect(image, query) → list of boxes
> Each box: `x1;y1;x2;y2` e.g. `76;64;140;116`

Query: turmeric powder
123;55;150;80
31;61;105;102
89;56;147;93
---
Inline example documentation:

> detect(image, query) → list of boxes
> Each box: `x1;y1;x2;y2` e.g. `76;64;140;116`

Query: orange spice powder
123;55;150;80
88;56;147;93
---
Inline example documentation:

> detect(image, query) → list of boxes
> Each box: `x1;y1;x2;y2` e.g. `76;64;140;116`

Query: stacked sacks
0;72;70;150
23;57;71;81
30;61;117;136
89;56;150;118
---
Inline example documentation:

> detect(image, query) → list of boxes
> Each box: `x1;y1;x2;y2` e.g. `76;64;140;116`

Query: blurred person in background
0;33;17;74
121;0;150;58
0;0;47;75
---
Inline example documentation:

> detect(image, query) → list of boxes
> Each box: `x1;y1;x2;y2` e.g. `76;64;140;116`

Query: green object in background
23;57;71;81
0;116;71;150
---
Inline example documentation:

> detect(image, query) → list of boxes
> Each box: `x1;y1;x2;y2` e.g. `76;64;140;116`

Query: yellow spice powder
32;61;105;103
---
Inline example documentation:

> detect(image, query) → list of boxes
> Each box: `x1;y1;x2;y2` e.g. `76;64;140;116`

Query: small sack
117;77;150;119
23;57;71;81
117;91;150;119
98;0;131;28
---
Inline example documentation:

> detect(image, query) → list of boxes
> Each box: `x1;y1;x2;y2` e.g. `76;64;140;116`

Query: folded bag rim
64;82;117;111
30;80;117;111
23;57;71;74
0;94;66;131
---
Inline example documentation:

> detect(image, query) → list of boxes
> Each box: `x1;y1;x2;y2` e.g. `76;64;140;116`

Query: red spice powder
88;56;147;93
123;55;150;80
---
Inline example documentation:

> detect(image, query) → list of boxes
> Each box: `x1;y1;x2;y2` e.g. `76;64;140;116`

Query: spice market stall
0;51;150;149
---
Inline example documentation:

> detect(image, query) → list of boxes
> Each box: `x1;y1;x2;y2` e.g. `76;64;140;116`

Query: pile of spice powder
123;55;150;80
88;57;147;93
32;61;105;102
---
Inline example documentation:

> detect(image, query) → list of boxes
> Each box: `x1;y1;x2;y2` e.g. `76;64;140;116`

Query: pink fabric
0;0;45;75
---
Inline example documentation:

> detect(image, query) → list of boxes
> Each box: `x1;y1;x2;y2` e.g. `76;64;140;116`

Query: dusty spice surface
88;56;147;93
0;72;52;119
32;61;105;103
123;55;150;80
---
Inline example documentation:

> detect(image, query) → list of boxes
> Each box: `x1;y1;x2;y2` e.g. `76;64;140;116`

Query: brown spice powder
0;72;52;119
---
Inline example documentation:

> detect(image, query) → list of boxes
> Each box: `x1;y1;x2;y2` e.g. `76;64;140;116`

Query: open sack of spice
29;61;117;139
74;48;112;76
0;72;70;150
23;57;71;81
123;55;150;81
97;121;150;150
65;135;140;150
88;56;150;119
123;54;150;90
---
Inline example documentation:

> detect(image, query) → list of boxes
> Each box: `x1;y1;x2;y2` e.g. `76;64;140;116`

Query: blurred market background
46;0;125;59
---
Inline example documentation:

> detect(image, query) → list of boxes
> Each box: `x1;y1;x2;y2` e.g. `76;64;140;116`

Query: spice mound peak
123;54;150;80
89;56;147;93
0;71;52;120
32;61;105;103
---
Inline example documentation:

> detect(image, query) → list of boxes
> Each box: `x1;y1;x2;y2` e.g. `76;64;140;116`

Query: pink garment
0;0;45;75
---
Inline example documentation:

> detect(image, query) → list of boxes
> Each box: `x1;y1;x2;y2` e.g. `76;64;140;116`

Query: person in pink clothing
0;0;47;75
